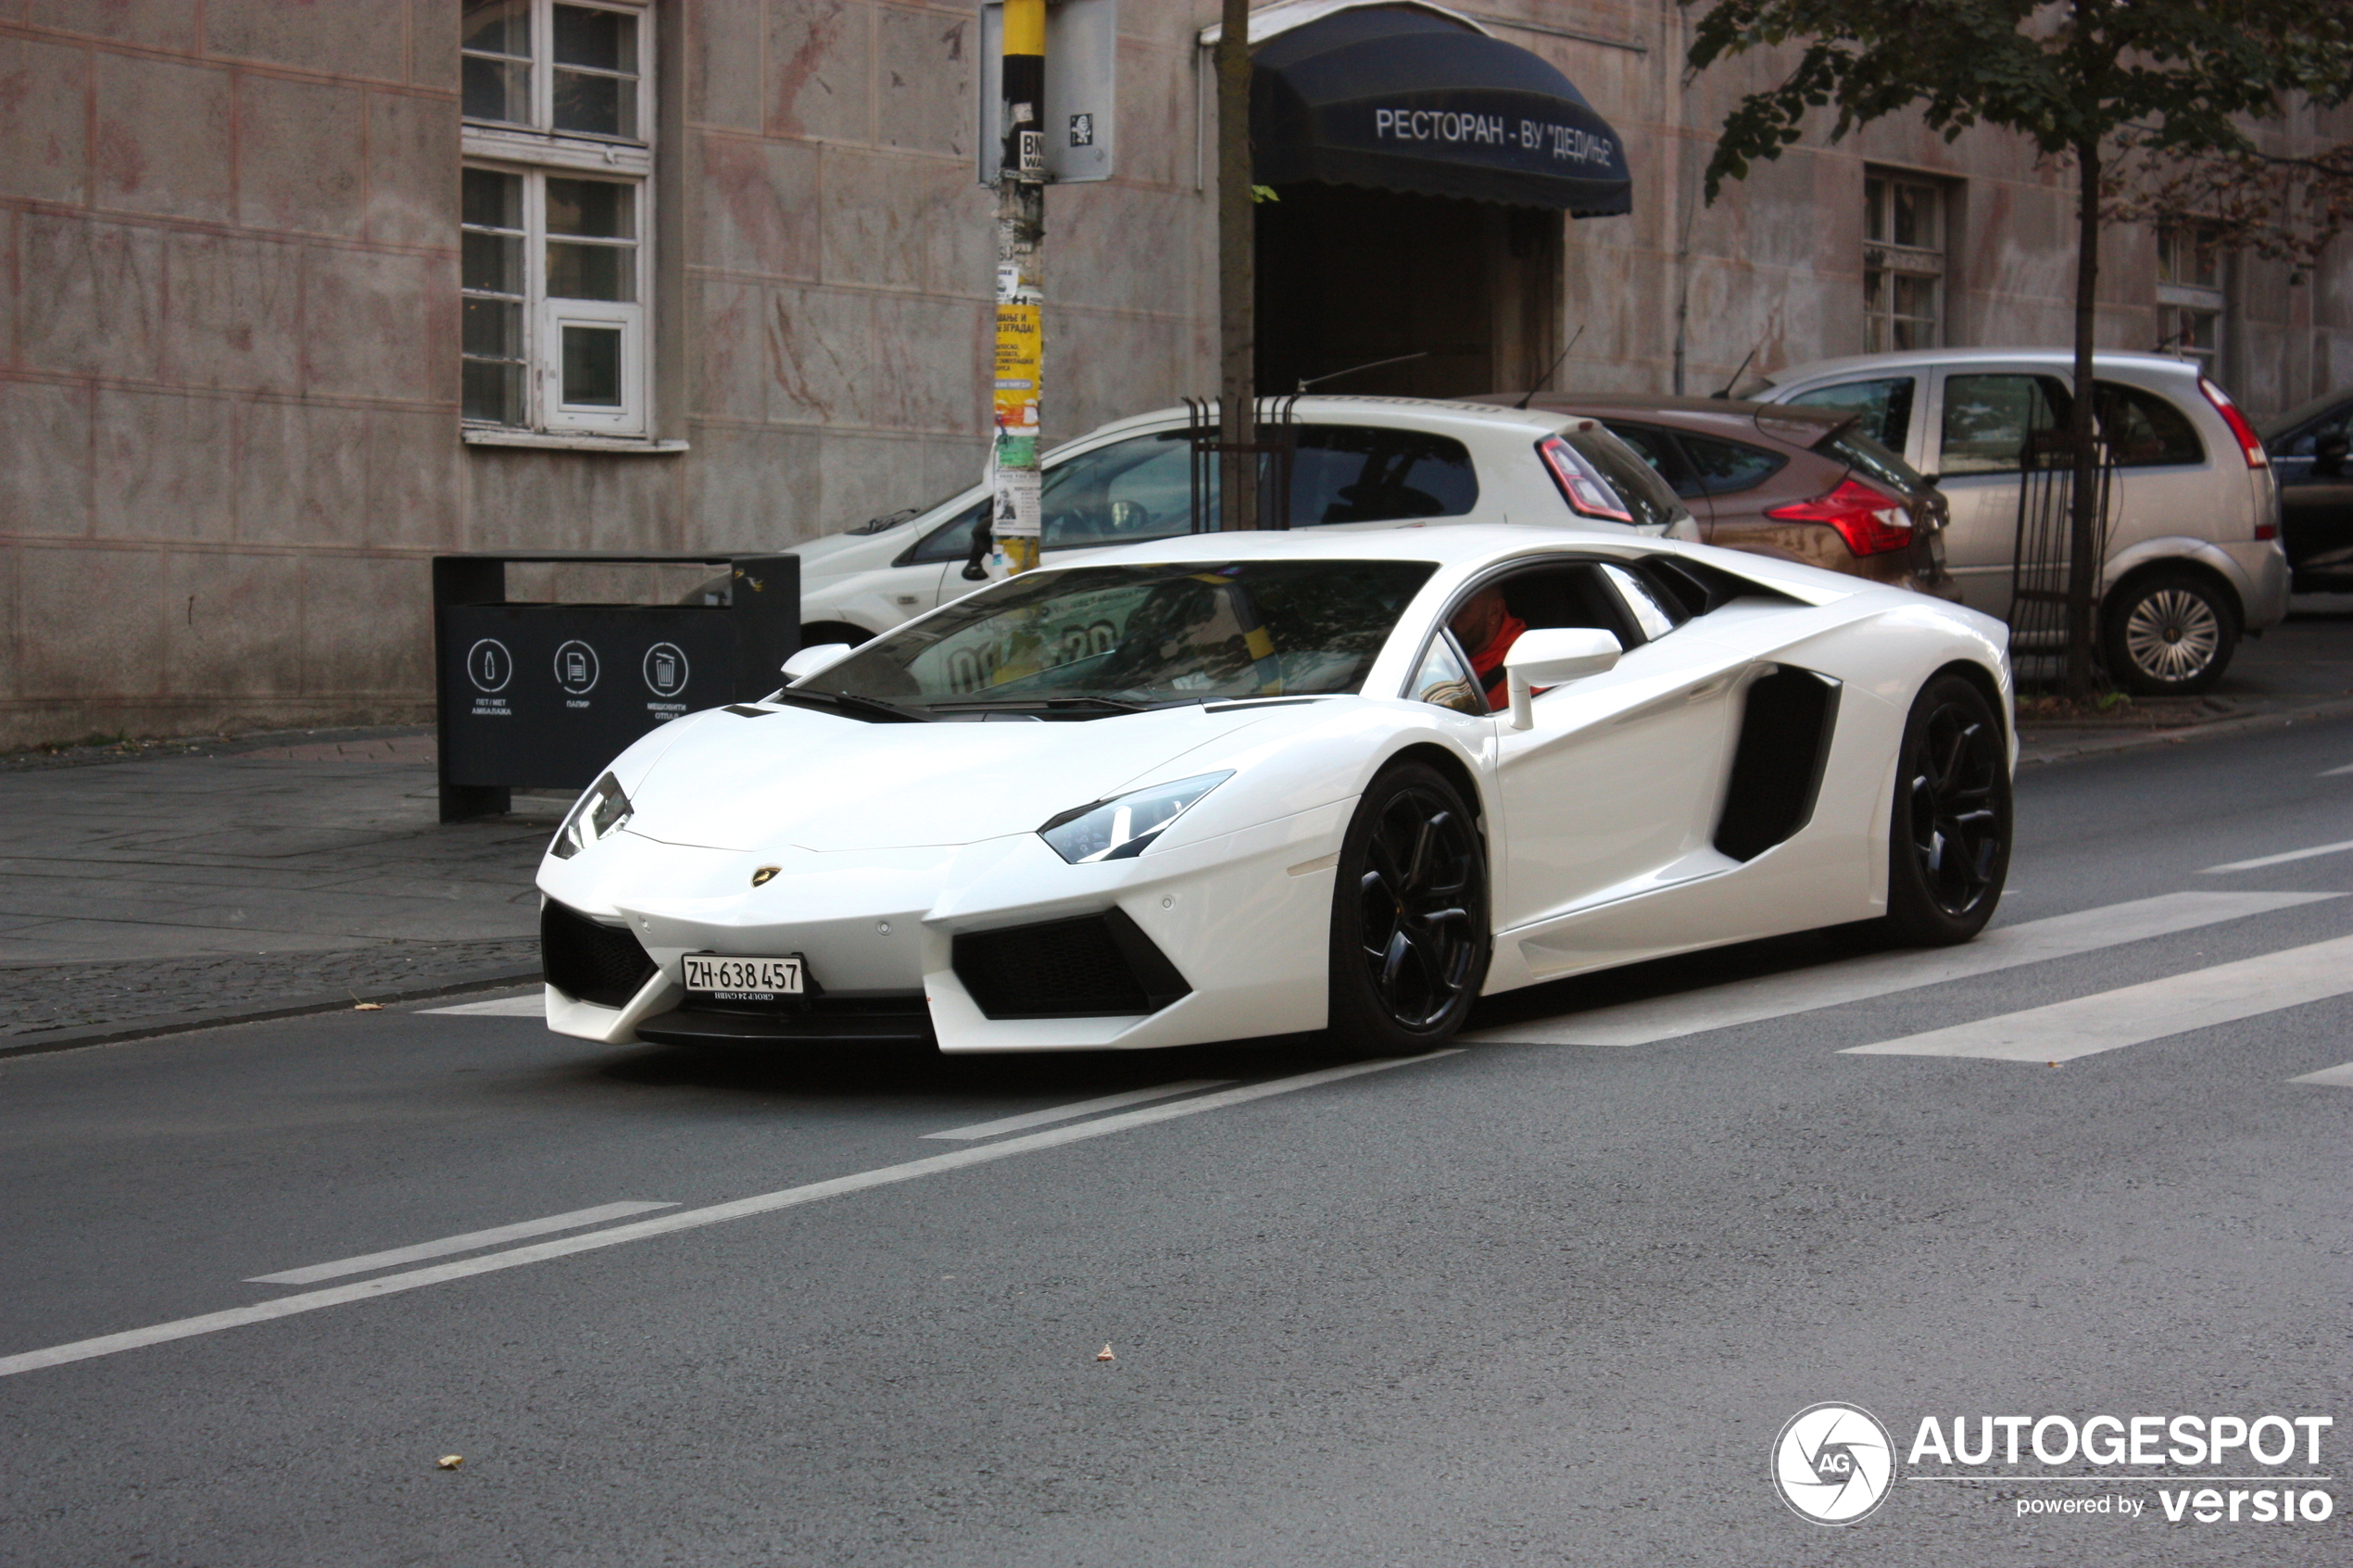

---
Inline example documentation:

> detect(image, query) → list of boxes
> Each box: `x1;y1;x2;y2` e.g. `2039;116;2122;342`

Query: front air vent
541;898;658;1008
952;909;1191;1020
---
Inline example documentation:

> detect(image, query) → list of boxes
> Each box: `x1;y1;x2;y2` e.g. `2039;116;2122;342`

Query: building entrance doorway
1255;183;1563;400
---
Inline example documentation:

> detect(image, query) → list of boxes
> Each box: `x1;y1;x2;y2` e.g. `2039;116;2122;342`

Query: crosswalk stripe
2288;1061;2353;1087
1842;934;2353;1062
2202;839;2353;873
422;993;543;1017
1464;891;2338;1047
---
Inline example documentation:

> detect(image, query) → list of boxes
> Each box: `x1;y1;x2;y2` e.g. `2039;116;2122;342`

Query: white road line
1842;933;2353;1062
246;1200;680;1286
921;1080;1230;1141
2288;1061;2353;1087
0;1052;1456;1380
2203;840;2353;872
421;994;544;1017
2321;763;2353;777
1463;891;2336;1047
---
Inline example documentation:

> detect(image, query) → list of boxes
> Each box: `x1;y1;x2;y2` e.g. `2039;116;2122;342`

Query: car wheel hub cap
2123;589;2220;684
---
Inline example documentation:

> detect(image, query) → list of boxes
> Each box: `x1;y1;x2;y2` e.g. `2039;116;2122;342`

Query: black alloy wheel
1328;762;1490;1049
1884;673;2012;946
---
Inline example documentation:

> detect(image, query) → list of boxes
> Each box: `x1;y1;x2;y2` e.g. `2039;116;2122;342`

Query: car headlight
1037;772;1232;864
550;773;633;859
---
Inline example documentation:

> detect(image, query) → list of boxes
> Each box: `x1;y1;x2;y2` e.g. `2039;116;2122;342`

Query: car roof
1071;393;1572;447
1473;390;1841;425
1758;346;2208;386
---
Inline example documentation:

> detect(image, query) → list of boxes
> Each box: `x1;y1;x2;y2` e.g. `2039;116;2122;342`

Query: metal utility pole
1214;0;1257;530
991;0;1048;573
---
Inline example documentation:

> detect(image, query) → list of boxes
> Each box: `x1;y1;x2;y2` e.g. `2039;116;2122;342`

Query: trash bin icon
654;651;676;689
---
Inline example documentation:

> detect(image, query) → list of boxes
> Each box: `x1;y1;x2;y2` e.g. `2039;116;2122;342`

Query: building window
463;0;645;141
460;0;651;438
2157;226;2223;377
1864;172;1944;353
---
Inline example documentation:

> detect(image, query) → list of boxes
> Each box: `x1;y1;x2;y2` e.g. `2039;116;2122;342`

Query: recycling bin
433;551;799;822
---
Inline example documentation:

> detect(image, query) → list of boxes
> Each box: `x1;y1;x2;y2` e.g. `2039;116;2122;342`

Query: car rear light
1766;479;1913;556
1537;433;1632;522
2199;377;2269;470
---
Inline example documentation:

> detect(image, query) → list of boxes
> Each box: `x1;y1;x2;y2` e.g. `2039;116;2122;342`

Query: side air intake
541;898;658;1008
1715;666;1842;862
951;909;1191;1020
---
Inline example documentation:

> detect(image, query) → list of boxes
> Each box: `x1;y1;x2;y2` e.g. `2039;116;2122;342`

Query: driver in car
1450;586;1526;711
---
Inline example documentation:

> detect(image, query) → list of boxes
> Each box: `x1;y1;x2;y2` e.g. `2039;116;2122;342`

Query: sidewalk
0;730;558;1046
2015;594;2353;764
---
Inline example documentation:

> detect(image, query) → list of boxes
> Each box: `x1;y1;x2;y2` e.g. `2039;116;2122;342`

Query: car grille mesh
541;899;658;1008
952;910;1189;1020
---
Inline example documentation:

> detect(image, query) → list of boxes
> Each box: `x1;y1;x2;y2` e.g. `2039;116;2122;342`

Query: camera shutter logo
1773;1403;1897;1524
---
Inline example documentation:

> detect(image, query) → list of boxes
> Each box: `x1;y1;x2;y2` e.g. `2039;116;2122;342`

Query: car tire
799;621;873;651
1327;761;1491;1051
2101;570;2237;695
1883;673;2011;947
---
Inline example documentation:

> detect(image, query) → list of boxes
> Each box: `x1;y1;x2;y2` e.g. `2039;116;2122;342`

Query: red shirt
1466;612;1527;711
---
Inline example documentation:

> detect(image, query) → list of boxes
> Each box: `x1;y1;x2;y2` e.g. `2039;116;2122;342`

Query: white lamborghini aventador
536;526;2013;1055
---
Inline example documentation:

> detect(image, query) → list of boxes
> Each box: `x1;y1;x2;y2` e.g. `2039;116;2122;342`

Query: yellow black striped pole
989;0;1048;575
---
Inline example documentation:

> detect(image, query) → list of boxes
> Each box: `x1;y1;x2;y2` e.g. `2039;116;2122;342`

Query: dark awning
1249;5;1632;216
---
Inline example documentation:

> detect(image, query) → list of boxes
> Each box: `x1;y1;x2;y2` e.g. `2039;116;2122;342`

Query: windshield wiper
770;689;931;723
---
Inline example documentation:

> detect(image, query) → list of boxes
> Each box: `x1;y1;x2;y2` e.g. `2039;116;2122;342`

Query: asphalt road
4;717;2350;1565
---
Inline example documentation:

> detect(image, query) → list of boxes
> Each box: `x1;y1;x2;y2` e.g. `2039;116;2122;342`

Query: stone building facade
0;0;2347;748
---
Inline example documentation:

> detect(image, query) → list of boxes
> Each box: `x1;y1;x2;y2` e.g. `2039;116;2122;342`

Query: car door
1477;560;1749;937
1925;368;2070;618
2272;399;2353;583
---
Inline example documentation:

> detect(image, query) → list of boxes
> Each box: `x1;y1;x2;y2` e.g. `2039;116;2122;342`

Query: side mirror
781;643;853;684
2317;433;2350;474
1503;628;1621;729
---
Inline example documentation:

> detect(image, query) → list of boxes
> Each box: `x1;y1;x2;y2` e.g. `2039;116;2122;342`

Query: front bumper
536;798;1353;1053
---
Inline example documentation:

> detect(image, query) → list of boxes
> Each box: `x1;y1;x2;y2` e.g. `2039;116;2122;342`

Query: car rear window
2094;383;2205;468
1287;425;1478;523
1560;427;1692;532
1786;376;1917;451
1812;426;1928;494
1680;433;1788;495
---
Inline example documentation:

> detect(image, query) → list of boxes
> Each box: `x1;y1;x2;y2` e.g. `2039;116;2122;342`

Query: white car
538;526;2014;1056
785;396;1698;649
1748;348;2287;693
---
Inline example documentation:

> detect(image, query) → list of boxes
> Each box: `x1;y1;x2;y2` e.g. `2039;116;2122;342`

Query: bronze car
1471;394;1957;597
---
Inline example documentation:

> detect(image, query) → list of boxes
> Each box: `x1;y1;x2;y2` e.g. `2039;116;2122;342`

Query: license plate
683;953;804;998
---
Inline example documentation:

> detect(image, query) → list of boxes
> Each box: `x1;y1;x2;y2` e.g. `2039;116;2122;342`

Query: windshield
804;559;1438;710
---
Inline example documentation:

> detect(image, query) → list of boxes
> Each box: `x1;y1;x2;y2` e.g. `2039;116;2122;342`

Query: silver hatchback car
1750;348;2286;693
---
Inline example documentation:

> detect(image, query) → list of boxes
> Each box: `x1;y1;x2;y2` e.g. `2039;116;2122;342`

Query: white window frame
460;0;655;442
1863;170;1946;354
2156;226;2225;377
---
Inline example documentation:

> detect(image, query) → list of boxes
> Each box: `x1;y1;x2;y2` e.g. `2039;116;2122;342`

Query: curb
0;965;543;1061
2018;696;2353;767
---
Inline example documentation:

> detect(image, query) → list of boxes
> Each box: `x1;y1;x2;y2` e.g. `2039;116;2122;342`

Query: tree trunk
1215;0;1257;531
2064;132;2103;699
